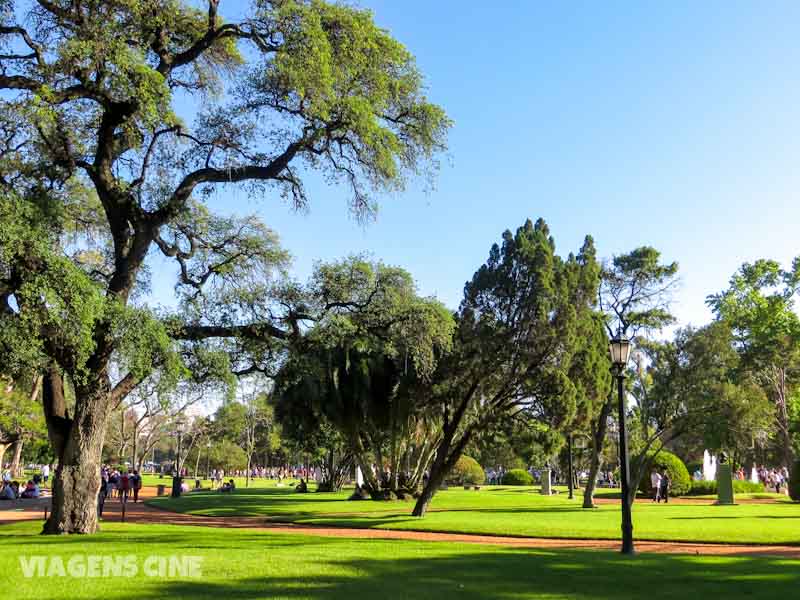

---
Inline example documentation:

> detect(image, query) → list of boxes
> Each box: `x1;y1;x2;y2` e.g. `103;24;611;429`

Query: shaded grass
148;484;800;545
0;521;798;599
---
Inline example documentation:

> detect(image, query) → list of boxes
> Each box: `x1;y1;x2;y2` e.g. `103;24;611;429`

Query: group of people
650;469;672;503
98;467;142;508
0;480;41;500
0;464;50;501
752;466;791;493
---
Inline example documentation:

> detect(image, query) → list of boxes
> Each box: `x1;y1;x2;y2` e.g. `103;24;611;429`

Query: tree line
0;0;797;535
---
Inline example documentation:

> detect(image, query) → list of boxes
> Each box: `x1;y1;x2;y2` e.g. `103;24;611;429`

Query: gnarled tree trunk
10;439;23;477
583;398;613;508
42;368;110;535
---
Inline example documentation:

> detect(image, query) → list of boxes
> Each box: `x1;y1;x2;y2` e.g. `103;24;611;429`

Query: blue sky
157;0;800;332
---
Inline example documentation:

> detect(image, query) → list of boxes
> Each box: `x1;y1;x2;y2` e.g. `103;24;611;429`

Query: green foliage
207;440;248;472
601;246;679;335
687;480;766;496
501;469;533;486
636;450;691;497
447;456;485;486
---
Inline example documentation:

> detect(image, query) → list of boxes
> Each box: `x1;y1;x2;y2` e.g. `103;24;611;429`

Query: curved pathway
2;487;799;559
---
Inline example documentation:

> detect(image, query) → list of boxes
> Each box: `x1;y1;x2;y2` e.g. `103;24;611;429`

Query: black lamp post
609;329;634;555
171;418;187;498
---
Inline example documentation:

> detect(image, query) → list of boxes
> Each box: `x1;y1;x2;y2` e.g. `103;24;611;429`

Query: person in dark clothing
98;476;108;517
658;470;670;503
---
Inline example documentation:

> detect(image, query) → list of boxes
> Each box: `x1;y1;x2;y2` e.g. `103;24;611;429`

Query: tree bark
583;398;613;508
412;425;474;516
0;442;12;473
10;439;23;477
42;369;110;535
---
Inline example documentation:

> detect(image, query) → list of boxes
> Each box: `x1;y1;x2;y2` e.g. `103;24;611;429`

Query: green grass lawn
148;484;800;545
0;521;797;599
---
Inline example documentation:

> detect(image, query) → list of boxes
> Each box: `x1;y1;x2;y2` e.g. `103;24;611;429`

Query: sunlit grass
0;521;798;599
149;484;800;545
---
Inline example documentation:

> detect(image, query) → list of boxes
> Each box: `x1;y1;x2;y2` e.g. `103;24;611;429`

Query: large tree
275;258;454;499
411;219;601;516
707;258;800;468
0;0;449;533
582;246;678;508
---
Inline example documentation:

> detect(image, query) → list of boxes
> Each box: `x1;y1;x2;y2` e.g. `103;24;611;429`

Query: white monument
702;450;717;482
355;466;364;486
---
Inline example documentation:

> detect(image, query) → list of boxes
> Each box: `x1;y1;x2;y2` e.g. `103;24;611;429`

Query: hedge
501;469;533;486
686;479;766;496
790;460;800;502
637;450;691;497
448;455;485;486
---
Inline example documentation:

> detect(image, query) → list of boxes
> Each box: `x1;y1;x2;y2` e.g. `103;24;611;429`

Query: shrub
501;468;533;486
790;460;800;502
637;450;691;497
447;456;485;486
687;479;766;496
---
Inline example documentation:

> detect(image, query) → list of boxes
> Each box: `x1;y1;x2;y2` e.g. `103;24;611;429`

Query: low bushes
501;469;533;486
637;450;692;497
448;456;485;486
790;460;800;502
686;479;766;496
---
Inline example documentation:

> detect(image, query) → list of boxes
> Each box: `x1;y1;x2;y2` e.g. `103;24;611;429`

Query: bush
501;469;533;486
687;479;766;496
790;460;800;502
447;456;485;486
637;450;691;497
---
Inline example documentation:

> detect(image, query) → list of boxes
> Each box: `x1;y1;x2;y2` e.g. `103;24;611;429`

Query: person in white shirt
650;470;662;502
41;464;50;486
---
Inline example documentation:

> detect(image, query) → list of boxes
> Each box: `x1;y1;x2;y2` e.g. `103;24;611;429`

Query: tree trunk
0;442;11;473
412;427;473;516
246;453;252;488
42;369;110;535
10;439;23;477
583;398;613;508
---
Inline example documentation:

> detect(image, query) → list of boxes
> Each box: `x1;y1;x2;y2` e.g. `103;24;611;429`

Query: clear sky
156;0;800;332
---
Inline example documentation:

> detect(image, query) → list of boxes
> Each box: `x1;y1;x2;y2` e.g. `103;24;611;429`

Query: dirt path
2;486;798;559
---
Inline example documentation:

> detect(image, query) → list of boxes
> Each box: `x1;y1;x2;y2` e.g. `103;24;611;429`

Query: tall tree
707;258;800;468
0;0;449;533
411;219;600;516
582;246;678;508
276;258;454;498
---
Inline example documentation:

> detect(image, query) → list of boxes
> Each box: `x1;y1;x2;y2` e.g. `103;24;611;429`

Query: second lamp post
609;330;634;555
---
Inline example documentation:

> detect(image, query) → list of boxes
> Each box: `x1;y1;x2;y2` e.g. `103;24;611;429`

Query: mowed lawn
0;521;798;599
148;484;800;545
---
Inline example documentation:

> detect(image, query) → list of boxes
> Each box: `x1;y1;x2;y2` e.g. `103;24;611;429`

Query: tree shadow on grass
147;547;800;600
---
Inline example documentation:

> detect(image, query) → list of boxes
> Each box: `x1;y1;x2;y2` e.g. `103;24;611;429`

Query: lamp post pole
609;329;634;555
616;366;634;554
171;420;186;498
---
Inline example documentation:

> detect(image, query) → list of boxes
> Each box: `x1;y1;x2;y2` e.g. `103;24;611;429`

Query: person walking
41;464;50;487
650;469;662;502
131;470;141;503
119;471;130;503
98;474;108;518
658;470;670;503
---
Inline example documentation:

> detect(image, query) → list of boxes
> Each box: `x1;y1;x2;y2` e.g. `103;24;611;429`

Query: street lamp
171;418;188;498
609;329;634;555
